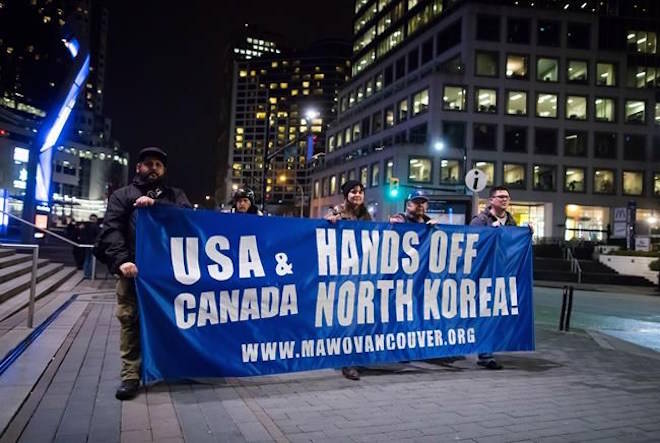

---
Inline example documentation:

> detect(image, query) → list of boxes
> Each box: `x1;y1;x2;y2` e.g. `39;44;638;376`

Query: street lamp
305;108;320;122
434;141;445;151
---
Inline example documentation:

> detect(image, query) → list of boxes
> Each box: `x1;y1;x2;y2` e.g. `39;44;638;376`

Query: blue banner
135;206;534;383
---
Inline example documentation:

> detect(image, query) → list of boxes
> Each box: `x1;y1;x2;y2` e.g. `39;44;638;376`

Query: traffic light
388;177;400;198
0;129;8;137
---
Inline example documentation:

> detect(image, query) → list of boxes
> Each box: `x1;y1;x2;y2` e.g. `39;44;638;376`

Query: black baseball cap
137;146;168;166
407;190;429;203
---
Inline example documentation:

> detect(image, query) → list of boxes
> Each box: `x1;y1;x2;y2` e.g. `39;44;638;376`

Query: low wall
598;255;658;284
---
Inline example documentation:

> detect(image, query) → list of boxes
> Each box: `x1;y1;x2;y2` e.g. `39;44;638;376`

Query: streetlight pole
261;111;271;213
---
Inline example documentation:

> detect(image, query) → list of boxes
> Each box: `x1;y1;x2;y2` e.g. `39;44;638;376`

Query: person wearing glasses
470;185;533;369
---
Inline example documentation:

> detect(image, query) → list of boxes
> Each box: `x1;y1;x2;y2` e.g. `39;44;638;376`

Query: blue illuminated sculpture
21;31;90;241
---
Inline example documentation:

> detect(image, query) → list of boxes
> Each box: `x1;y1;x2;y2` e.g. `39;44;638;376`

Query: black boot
342;366;360;380
115;379;140;400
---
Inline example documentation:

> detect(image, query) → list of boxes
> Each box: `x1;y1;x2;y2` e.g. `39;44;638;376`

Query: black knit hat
341;180;364;199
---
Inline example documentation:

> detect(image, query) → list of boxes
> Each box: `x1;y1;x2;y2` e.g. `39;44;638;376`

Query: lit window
506;54;528;79
564;167;585;192
385;159;394;183
439;160;461;184
409;157;432;183
371;163;380;187
627;30;657;54
474;161;495;185
623;171;644;195
596;62;616;86
654;173;660;196
412;89;429;115
536;93;557;118
533;165;556;191
239;70;248;77
537;57;558;82
656;103;660;125
443;85;466;111
503;163;526;189
475;88;497;113
385;106;395;127
366;78;374;97
625;100;645;123
330;176;337;195
360;166;368;186
594;169;615;194
397;98;409;121
595;98;615;122
566;96;587;120
506;91;527;115
567;60;588;83
352;123;361;142
328;135;336;153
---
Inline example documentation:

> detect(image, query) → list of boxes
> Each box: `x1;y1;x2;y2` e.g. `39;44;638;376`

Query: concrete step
0;266;79;323
0;253;33;270
534;257;571;272
532;244;564;259
581;272;655;287
0;263;64;304
0;258;50;285
534;270;578;282
0;249;16;259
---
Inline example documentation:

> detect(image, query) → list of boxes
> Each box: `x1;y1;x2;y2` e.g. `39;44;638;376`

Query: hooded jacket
94;175;191;274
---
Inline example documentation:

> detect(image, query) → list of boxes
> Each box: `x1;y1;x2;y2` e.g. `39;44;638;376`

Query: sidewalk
1;280;660;443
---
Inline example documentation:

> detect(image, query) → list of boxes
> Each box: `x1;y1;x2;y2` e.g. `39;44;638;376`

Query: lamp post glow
305;108;319;121
434;141;445;151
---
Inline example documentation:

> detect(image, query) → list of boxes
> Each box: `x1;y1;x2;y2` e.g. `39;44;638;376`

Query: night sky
105;0;353;203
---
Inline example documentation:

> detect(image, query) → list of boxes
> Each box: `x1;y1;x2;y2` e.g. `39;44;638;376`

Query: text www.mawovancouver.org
241;328;476;363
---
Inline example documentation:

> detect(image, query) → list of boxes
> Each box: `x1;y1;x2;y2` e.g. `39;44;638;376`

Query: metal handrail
565;247;583;284
0;243;39;328
0;208;97;304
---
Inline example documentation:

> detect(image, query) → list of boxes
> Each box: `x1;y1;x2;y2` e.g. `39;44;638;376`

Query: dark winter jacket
470;206;517;227
94;176;191;274
391;212;431;224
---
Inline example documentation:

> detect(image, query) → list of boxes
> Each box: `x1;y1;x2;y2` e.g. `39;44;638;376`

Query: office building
310;0;659;241
226;39;350;214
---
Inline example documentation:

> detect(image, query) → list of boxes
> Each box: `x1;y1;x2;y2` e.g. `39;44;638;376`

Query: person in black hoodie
94;146;191;400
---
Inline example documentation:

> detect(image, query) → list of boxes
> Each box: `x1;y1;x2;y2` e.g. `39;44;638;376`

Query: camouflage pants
116;277;141;381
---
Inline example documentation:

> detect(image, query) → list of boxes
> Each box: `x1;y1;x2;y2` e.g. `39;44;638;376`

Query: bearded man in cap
389;190;439;225
94;146;191;400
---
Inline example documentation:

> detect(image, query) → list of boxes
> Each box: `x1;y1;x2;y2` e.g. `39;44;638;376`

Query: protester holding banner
94;146;191;400
469;185;532;370
325;179;372;380
389;190;439;225
231;187;263;215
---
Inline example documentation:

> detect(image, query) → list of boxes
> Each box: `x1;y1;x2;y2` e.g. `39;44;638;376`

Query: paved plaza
1;279;659;443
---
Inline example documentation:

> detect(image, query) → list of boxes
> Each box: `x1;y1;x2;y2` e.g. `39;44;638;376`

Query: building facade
226;40;350;215
311;0;660;241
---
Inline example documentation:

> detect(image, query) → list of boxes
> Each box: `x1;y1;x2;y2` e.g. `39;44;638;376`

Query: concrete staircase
0;248;79;321
578;259;655;286
533;244;655;287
